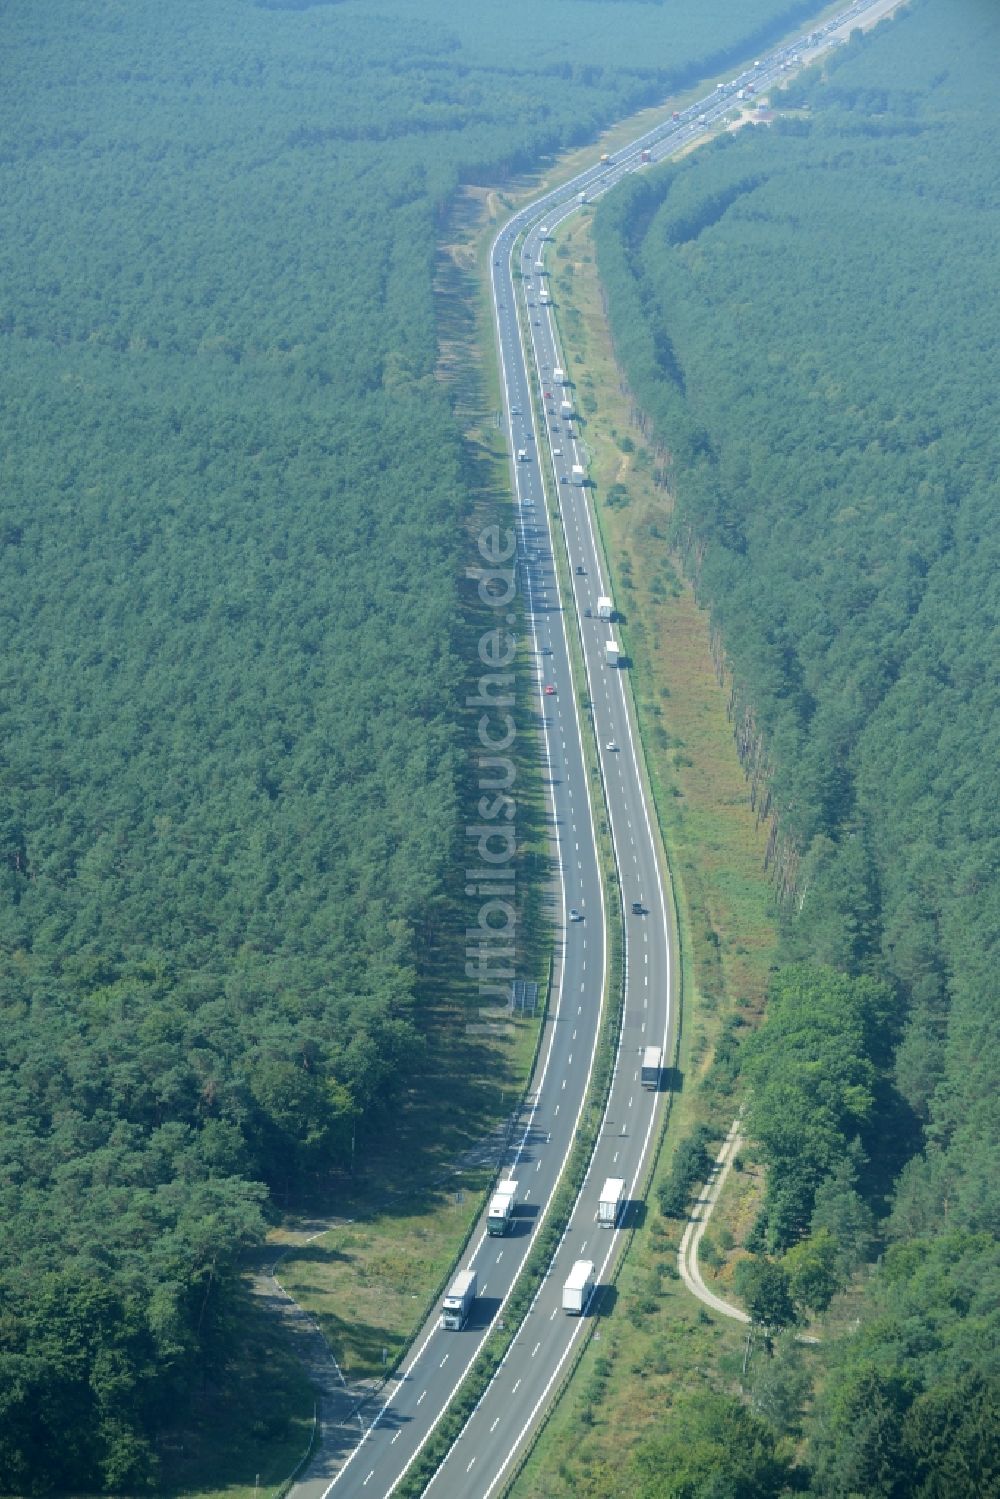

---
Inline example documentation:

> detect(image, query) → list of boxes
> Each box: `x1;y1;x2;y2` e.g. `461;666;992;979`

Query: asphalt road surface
288;5;896;1495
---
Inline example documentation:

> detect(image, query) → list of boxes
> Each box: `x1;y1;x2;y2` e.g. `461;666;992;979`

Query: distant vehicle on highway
569;908;582;922
606;740;619;752
631;899;643;914
544;684;556;695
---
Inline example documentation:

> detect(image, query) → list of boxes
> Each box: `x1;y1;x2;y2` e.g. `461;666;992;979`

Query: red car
544;390;552;398
544;685;556;696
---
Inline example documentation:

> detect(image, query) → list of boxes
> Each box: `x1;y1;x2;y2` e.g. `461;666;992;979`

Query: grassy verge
507;172;780;1499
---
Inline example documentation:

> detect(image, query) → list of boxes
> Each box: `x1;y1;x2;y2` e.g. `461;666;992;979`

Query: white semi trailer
487;1179;518;1236
442;1269;477;1330
598;1177;626;1228
641;1045;662;1090
562;1259;596;1314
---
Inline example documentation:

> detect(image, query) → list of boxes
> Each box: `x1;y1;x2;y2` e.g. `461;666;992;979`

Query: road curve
285;5;897;1496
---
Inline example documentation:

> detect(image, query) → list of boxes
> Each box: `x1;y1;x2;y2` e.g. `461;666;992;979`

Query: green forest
0;0;831;1491
595;0;999;1492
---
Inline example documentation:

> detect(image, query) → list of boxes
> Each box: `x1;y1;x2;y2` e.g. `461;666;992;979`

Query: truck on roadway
641;1045;662;1090
539;288;551;305
560;399;574;419
562;1259;596;1314
552;365;566;384
517;449;529;463
598;1177;626;1228
597;595;614;621
571;464;585;486
605;641;620;667
442;1269;477;1329
487;1179;518;1236
640;148;652;163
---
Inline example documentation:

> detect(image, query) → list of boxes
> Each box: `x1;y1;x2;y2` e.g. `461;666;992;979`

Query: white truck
605;641;620;667
560;399;574;419
571;464;585;486
487;1179;518;1236
597;595;614;621
598;1177;626;1228
538;225;550;239
442;1269;477;1330
534;259;546;274
552;365;566;384
539;288;551;305
517;448;529;463
641;1045;662;1090
577;191;588;204
562;1259;596;1314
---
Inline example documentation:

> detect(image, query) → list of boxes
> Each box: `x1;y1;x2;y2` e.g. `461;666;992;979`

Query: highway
288;5;896;1497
